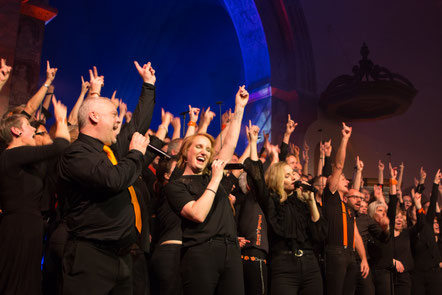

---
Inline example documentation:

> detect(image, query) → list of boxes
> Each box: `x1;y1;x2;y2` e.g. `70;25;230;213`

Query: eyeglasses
347;195;364;200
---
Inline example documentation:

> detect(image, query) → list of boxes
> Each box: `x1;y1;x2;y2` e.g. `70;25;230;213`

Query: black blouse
245;158;327;253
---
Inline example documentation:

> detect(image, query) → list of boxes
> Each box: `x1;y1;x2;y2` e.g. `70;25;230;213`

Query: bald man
58;61;156;295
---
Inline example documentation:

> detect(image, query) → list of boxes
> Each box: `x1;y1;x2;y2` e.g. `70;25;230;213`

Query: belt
241;255;267;263
277;249;314;257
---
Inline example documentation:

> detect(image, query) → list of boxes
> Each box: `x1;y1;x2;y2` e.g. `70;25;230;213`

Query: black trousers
325;246;358;295
151;244;182;295
394;272;411;295
411;268;442;295
355;259;374;295
242;248;267;295
62;240;133;295
131;246;150;295
180;238;244;295
270;251;323;295
372;269;392;295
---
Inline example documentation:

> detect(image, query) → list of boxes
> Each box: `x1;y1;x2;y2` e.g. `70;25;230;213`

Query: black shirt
394;230;414;272
247;159;327;253
166;174;237;247
410;183;442;271
57;82;155;247
356;213;389;260
323;185;355;248
238;159;269;253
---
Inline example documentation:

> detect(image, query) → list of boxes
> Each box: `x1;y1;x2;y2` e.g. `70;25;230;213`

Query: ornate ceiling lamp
319;43;417;121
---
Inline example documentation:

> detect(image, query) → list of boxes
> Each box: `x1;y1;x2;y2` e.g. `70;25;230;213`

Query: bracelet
44;84;50;88
389;179;398;185
221;124;227;130
90;92;100;96
159;125;168;132
188;121;197;127
206;188;216;194
46;92;53;95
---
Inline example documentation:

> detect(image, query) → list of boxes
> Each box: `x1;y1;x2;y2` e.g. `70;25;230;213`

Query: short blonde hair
0;114;26;145
265;161;289;203
177;133;215;174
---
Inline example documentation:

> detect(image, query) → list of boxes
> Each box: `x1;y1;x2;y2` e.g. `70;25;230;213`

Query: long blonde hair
265;161;289;203
177;133;215;174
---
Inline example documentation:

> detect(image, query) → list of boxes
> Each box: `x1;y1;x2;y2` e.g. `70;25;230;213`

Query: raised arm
197;107;216;134
397;162;404;188
328;123;352;193
322;139;333;177
215;86;249;163
24;61;57;116
184;105;200;138
87;66;104;98
0;58;12;92
302;141;310;176
316;141;325;177
171;116;181;140
213;108;232;154
426;169;441;224
246;120;260;161
68;76;89;125
352;156;364;191
155;108;173;141
378;160;385;186
282;114;297;144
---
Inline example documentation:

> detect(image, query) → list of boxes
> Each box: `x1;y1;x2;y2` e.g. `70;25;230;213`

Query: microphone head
216;101;223;105
180;111;189;116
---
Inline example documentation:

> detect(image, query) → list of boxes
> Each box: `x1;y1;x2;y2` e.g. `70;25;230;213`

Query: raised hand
46;60;58;83
0;58;12;87
171;116;181;129
341;122;352;139
202;107;216;124
125;111;132;123
246;120;259;143
88;66;104;96
188;105;200;123
434;169;441;185
419;166;427;184
293;145;300;157
80;76;90;94
134;60;156;85
373;185;384;201
378;160;385;171
161;108;174;126
411;188;422;209
52;95;67;123
235;85;249;108
356;156;364;171
119;100;127;118
389;162;398;179
286;114;298;134
302;150;309;162
110;90;119;108
303;141;310;152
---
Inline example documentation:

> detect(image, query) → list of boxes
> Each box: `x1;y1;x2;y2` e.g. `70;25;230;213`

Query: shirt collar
77;133;106;153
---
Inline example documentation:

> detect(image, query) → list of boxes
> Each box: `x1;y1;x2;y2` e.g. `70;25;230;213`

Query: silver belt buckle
294;249;304;257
